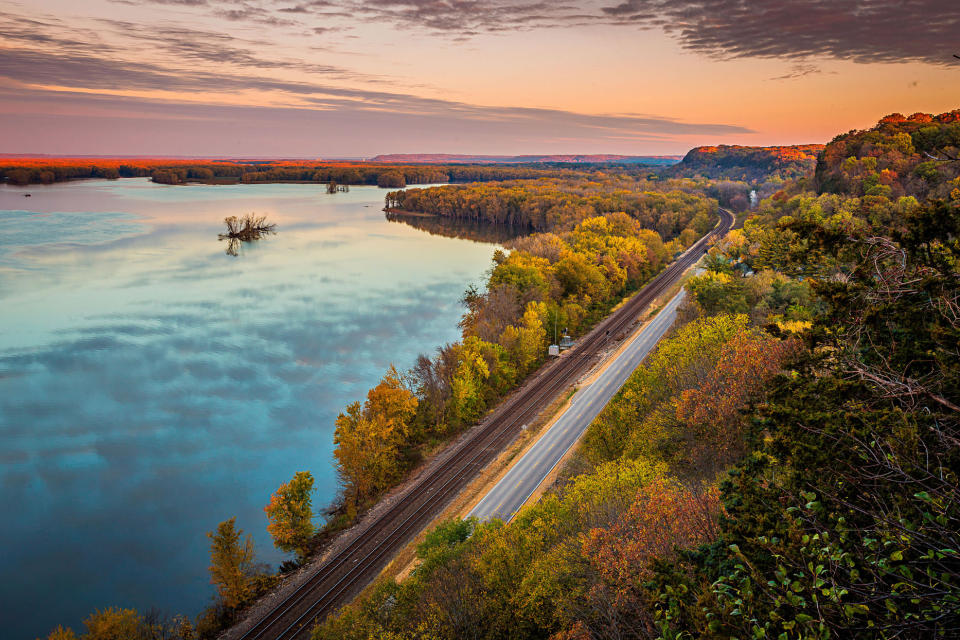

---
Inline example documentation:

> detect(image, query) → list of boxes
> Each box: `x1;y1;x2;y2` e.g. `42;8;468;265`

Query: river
0;178;501;639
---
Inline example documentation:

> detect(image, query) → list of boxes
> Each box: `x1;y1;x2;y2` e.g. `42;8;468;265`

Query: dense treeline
43;112;960;640
369;153;680;165
314;110;960;639
0;158;577;187
330;197;719;520
816;109;960;200
644;120;960;637
667;144;823;184
32;168;718;640
385;176;718;236
316;312;797;640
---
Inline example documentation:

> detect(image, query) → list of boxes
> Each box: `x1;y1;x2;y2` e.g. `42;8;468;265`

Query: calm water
0;179;498;639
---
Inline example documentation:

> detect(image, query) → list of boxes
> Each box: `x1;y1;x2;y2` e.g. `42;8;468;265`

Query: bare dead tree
840;236;960;419
218;213;277;256
220;213;276;240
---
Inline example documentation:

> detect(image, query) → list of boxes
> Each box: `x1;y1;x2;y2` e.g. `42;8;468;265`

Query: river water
0;179;499;639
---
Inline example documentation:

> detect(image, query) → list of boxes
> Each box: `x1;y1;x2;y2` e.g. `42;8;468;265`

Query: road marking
470;288;689;523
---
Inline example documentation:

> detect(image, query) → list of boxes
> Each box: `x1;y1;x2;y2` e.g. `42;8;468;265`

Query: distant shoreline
0;157;681;188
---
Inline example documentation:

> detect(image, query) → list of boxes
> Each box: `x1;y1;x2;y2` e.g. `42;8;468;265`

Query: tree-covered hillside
668;144;824;184
816;110;960;200
35;111;960;640
315;111;960;640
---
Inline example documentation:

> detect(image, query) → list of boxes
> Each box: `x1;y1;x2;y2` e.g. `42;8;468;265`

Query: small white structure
548;344;560;357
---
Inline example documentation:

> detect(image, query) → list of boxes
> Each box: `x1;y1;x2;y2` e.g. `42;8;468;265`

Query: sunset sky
1;0;958;157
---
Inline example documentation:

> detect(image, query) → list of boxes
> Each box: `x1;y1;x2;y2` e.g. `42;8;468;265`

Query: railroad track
234;208;735;640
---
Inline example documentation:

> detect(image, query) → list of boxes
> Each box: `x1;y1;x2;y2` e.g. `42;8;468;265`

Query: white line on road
468;288;687;523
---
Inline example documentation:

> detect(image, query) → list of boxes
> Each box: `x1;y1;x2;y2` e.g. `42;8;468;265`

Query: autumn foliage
314;306;792;640
385;175;717;235
333;367;418;513
314;111;960;640
564;480;721;639
676;329;799;467
264;471;315;557
816;109;960;200
669;144;824;182
0;156;577;186
327;180;719;519
41;110;960;640
38;607;195;640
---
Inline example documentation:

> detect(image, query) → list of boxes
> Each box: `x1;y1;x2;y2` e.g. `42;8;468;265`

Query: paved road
468;288;687;522
231;210;731;640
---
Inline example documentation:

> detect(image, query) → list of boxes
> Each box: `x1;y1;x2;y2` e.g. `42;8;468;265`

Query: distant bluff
368;153;681;165
669;144;824;183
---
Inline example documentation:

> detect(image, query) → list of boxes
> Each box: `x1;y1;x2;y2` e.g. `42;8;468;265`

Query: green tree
685;270;749;314
448;337;492;426
264;471;315;556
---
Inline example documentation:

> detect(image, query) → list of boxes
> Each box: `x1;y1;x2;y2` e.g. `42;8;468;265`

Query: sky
0;0;958;157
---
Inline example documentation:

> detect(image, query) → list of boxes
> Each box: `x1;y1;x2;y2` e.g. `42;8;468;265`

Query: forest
0;157;578;187
33;164;721;640
385;175;717;234
328;178;719;524
815;110;960;200
313;110;960;639
36;110;960;640
368;154;680;165
668;144;824;184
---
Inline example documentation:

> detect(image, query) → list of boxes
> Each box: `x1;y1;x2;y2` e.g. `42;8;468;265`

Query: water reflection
218;214;278;257
0;179;499;640
222;236;241;256
385;210;527;244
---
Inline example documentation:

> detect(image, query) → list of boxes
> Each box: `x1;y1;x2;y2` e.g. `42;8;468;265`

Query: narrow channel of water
0;179;502;639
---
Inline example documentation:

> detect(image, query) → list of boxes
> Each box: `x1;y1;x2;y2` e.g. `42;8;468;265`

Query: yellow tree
449;338;491;427
364;365;418;442
500;301;547;376
79;608;143;640
207;517;258;609
264;471;315;557
334;367;418;511
40;626;76;640
334;401;386;512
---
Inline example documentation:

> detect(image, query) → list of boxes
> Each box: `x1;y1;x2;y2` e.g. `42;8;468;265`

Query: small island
218;213;276;256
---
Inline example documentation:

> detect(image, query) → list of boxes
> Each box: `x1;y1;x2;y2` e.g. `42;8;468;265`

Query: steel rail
236;208;734;640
